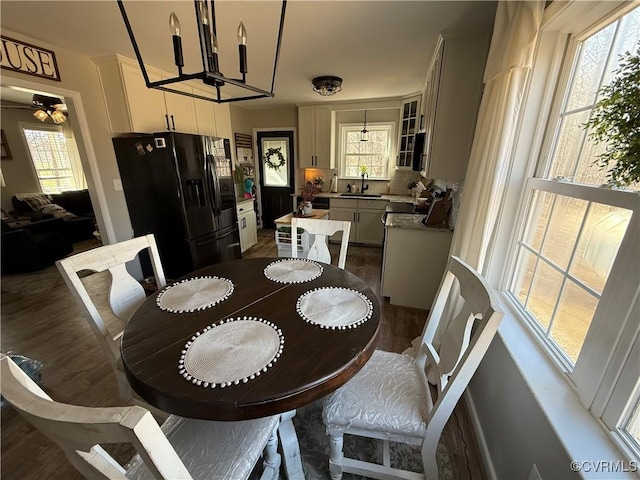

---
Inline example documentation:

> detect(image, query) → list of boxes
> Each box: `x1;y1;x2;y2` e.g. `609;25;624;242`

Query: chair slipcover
126;415;280;480
323;350;433;441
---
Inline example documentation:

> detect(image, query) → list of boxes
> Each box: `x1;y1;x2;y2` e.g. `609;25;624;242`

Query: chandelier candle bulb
238;21;247;76
169;13;184;72
211;34;220;73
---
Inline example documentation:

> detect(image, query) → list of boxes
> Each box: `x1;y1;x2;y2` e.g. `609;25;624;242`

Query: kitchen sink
339;193;383;197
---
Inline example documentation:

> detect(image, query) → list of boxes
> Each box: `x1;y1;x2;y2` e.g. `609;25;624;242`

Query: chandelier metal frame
117;0;287;104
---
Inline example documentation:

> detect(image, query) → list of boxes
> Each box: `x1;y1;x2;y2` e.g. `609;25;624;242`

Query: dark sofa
1;218;73;274
11;190;96;243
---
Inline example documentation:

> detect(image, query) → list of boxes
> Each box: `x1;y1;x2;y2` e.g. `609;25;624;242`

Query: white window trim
481;0;640;471
19;121;88;194
337;121;396;180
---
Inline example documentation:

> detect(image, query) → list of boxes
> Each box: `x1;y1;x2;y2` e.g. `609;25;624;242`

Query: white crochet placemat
156;276;234;313
264;258;323;284
296;287;374;330
178;317;284;388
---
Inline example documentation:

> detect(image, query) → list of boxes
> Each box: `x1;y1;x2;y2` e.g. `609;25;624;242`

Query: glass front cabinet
396;96;421;168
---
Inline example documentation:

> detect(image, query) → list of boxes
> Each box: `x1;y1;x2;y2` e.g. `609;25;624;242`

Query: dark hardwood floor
0;231;485;479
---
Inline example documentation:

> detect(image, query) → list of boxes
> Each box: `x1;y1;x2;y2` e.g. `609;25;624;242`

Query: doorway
256;130;294;228
0;77;113;243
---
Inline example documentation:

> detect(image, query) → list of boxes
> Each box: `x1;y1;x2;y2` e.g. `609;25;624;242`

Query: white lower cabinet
329;198;388;245
381;227;453;309
237;200;257;252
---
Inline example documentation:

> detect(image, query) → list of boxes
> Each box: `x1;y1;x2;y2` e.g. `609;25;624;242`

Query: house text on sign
0;36;61;81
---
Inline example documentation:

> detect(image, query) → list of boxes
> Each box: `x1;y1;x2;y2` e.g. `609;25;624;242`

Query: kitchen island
274;209;330;257
381;213;453;310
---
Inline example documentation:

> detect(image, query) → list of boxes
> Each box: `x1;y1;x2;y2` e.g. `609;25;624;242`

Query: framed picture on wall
1;129;11;159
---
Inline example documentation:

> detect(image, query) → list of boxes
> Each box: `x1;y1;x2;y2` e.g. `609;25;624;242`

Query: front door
257;131;295;228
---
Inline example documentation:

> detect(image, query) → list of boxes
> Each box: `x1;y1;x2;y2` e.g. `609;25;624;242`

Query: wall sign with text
0;35;61;81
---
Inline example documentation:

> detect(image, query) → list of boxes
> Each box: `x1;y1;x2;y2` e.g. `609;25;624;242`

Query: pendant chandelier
117;0;287;104
360;110;369;142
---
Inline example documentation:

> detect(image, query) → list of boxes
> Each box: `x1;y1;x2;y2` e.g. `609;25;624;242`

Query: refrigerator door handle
164;114;170;131
203;154;218;215
209;155;223;217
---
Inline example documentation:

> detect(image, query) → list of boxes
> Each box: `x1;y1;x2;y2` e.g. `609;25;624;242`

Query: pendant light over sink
360;110;369;142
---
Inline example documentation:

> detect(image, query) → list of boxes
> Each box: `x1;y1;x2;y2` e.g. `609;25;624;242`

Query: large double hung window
506;5;639;454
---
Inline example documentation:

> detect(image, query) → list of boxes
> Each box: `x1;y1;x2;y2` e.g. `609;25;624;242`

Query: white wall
469;337;577;479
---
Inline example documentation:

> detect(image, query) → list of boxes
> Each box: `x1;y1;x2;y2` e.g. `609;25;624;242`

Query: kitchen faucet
361;172;369;194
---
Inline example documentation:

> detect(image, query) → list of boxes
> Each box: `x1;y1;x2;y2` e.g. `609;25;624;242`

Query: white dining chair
0;355;281;480
322;255;504;480
56;234;166;406
290;218;351;269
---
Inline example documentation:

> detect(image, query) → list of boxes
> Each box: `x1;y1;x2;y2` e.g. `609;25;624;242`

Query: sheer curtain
63;125;88;191
450;0;545;273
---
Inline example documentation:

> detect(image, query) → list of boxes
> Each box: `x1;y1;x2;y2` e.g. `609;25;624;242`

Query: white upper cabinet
417;31;491;180
95;55;230;137
162;81;197;134
213;102;233;140
116;60;166;133
192;86;217;137
298;105;333;168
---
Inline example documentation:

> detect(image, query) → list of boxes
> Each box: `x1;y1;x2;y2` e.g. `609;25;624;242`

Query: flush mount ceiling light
32;94;67;124
312;76;342;96
360;110;369;142
117;0;287;104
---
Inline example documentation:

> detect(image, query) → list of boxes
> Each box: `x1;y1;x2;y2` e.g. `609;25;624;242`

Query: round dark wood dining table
121;257;380;422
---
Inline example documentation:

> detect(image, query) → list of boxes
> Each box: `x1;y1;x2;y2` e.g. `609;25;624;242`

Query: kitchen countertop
316;192;415;203
385;213;453;232
274;209;331;225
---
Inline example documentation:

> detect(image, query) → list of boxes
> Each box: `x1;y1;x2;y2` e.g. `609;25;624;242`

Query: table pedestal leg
279;410;304;479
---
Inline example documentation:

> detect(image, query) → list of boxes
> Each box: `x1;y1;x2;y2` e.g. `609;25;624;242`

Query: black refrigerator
112;132;241;279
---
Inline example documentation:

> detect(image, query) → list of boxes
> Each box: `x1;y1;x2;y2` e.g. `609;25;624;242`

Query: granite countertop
385;213;453;232
316;192;415;203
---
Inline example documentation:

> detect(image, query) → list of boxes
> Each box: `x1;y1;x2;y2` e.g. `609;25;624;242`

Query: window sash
507;176;638;368
339;123;393;179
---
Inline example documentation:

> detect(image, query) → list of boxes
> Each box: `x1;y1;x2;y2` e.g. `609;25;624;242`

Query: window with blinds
22;125;85;194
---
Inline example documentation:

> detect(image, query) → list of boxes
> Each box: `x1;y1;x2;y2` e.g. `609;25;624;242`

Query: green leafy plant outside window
584;45;640;187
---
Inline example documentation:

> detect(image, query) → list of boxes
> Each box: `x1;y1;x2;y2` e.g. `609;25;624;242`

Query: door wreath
264;147;286;170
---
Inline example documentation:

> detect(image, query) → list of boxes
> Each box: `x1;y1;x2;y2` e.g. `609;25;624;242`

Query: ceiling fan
1;94;68;123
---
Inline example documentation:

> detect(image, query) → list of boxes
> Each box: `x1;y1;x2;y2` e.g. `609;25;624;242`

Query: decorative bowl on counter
416;197;429;205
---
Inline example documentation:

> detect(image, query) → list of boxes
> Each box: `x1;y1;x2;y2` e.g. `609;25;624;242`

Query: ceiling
0;1;497;110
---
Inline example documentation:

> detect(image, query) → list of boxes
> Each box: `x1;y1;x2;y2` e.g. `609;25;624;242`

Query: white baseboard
463;389;497;480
